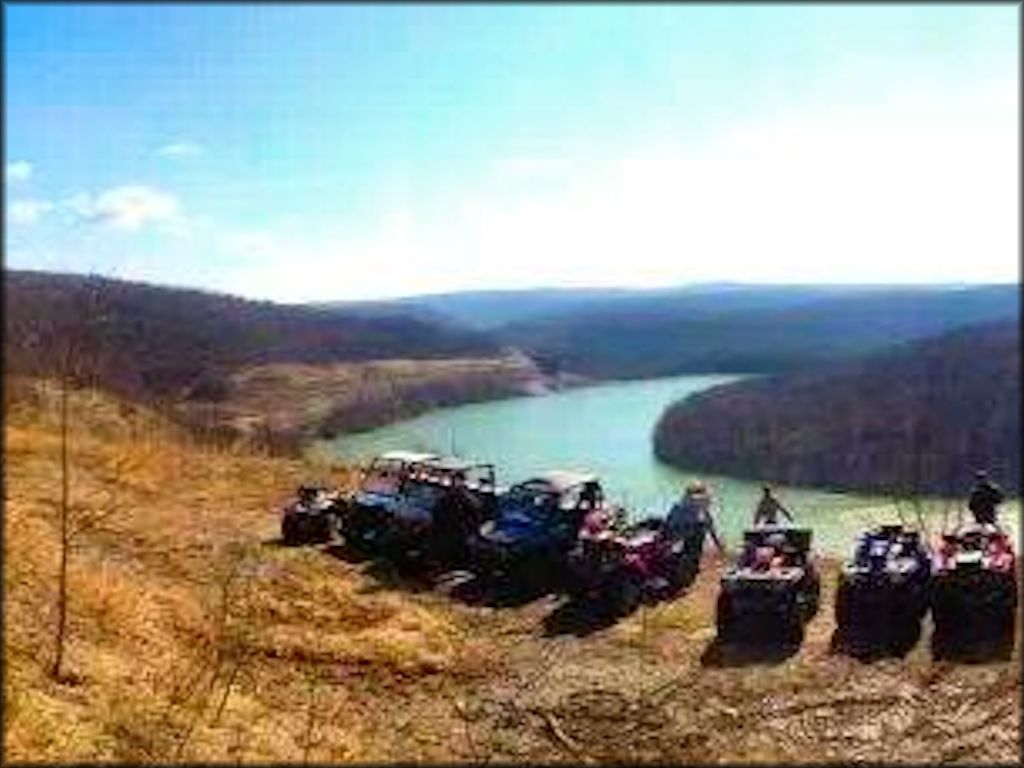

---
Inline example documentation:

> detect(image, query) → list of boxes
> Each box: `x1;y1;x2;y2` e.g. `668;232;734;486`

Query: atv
931;521;1018;652
566;510;702;618
716;526;820;644
280;484;343;545
469;471;607;590
336;451;439;553
376;456;501;568
835;523;931;651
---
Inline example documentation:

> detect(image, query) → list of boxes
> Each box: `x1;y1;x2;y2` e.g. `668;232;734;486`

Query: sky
4;3;1019;302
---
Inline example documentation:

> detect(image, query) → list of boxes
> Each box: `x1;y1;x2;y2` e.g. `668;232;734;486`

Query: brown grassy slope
3;379;483;762
176;353;548;444
4;378;1020;764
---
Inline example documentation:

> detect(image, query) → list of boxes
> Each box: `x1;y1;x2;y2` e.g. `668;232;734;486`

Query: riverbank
172;352;595;454
5;379;1018;763
315;372;1024;557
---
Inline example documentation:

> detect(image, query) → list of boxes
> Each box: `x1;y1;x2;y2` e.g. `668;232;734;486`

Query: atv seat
743;526;812;552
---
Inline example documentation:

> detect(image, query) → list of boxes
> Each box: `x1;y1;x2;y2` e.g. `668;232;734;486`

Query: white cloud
68;185;185;232
6;161;33;183
157;141;203;159
8;199;54;225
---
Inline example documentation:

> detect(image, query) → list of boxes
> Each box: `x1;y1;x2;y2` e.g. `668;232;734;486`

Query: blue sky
4;3;1019;301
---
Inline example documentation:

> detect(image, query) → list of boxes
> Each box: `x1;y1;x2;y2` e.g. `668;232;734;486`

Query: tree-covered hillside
3;270;503;402
653;320;1021;495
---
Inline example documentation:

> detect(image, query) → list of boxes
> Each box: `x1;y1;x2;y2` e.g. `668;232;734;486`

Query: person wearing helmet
753;484;793;527
967;470;1003;526
666;479;725;554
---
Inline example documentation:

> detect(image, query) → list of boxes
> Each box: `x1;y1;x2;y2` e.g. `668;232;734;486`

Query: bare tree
45;276;119;680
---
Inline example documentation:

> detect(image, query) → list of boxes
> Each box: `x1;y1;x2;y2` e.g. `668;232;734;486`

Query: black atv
376;457;500;568
931;522;1018;654
280;485;342;545
469;471;606;590
336;451;439;553
835;524;931;652
716;526;820;644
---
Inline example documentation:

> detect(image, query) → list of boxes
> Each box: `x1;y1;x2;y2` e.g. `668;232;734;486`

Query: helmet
686;479;706;494
975;469;988;480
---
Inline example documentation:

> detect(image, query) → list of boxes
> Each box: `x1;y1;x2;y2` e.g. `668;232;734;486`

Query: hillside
4;378;1019;763
3;270;503;403
326;287;646;330
653;320;1021;495
176;354;555;449
498;284;1020;378
4;270;550;445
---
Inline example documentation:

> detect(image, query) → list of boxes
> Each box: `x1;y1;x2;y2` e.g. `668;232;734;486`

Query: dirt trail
353;551;1020;765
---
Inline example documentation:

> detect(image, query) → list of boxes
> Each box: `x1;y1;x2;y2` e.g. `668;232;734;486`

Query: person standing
752;484;794;527
967;470;1004;526
666;479;725;554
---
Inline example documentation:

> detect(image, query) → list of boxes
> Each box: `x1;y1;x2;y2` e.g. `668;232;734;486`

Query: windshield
498;484;560;522
401;480;447;509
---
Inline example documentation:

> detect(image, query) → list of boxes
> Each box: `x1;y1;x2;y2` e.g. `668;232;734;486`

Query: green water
317;374;1019;556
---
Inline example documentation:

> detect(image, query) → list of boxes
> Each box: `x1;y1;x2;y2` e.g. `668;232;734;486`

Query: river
317;374;1019;556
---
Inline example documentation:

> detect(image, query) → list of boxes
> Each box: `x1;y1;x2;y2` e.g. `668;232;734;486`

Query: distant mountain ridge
653;319;1021;496
320;286;643;329
328;283;990;330
327;283;1019;379
496;284;1020;378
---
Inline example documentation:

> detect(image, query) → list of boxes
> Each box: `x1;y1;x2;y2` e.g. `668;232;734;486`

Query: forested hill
498;284;1019;378
652;320;1021;496
3;270;502;402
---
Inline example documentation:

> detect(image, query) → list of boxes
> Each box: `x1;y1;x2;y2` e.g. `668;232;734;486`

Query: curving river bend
317;374;1019;556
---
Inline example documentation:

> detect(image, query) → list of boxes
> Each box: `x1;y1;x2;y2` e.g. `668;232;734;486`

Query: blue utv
468;470;606;589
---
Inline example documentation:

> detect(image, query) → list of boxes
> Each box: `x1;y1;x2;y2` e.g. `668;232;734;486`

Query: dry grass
4;376;1020;764
3;378;469;762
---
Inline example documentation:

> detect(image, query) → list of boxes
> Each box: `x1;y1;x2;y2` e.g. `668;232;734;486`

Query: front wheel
716;592;735;641
611;573;643;617
801;571;821;621
668;549;700;593
310;514;333;544
282;514;302;545
835;580;853;631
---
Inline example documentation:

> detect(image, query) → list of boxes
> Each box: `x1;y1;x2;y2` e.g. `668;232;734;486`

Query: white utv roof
422;455;493;472
526;470;599;494
376;450;439;464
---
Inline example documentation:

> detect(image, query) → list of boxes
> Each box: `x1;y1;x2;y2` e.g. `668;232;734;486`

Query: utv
835;524;931;650
469;471;606;589
336;450;439;553
566;510;701;618
716;526;820;644
931;522;1018;650
376;456;501;567
280;484;343;545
